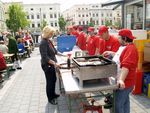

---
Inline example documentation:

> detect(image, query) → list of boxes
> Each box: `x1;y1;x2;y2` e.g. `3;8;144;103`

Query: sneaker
17;67;22;70
49;99;57;105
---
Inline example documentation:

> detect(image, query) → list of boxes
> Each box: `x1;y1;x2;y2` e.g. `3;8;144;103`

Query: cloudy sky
2;0;109;11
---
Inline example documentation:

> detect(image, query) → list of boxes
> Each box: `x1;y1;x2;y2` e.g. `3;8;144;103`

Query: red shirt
105;35;120;52
71;31;79;39
87;35;99;55
77;31;86;50
120;44;138;88
98;38;105;54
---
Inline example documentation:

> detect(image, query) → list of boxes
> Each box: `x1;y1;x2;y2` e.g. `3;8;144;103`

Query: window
82;8;84;10
96;20;99;25
86;21;88;24
102;20;104;25
78;8;80;10
43;14;46;18
27;15;29;19
101;13;104;17
79;14;81;17
50;14;53;18
93;13;95;17
31;15;34;19
55;23;57;27
79;21;81;25
82;14;84;17
54;14;57;18
50;8;52;10
51;23;53;27
86;8;88;10
86;14;88;17
83;21;85;25
37;23;40;27
96;13;98;17
37;15;40;19
110;13;112;17
30;8;33;11
32;24;35;28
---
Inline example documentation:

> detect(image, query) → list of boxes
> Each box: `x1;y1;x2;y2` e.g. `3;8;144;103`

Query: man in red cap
98;25;120;57
76;26;86;50
104;29;138;113
86;27;99;55
71;25;79;38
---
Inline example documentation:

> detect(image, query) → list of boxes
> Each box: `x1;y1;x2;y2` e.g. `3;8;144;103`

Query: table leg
68;95;72;113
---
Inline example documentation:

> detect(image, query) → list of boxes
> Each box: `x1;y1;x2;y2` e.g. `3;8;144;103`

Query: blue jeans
115;87;133;113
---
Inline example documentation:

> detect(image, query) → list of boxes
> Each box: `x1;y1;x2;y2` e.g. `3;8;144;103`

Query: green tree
105;19;112;27
114;20;121;29
58;16;66;32
88;18;94;27
6;4;29;33
40;19;47;30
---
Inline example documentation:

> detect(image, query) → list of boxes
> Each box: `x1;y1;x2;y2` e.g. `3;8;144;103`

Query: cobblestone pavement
0;48;150;113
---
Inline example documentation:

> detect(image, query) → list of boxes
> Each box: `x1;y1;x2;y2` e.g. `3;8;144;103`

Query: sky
2;0;109;11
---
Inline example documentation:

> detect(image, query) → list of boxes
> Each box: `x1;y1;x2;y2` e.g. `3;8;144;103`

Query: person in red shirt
71;25;79;38
76;26;86;50
86;27;99;55
98;25;120;57
105;29;138;113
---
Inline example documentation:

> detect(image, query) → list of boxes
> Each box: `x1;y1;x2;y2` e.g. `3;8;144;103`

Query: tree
58;16;66;32
40;19;47;30
105;19;112;27
114;20;121;29
88;18;94;27
6;4;29;33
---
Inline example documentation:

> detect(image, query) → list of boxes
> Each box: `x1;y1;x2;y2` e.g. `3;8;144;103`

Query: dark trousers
11;53;18;62
42;65;56;101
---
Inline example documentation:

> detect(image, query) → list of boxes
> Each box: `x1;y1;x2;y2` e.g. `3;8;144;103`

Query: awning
102;0;124;7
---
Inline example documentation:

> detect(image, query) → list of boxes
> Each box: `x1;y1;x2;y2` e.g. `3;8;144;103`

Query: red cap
98;25;108;35
78;26;83;31
88;27;94;32
119;29;135;40
73;25;78;30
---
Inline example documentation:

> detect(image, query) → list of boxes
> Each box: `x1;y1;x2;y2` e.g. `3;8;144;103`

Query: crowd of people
39;25;138;113
0;31;34;83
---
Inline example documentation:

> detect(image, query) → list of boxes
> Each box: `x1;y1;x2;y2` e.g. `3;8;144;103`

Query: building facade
63;4;121;28
23;3;61;32
0;0;6;31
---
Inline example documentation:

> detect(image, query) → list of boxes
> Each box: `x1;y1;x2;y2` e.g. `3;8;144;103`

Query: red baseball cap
78;26;83;31
119;29;135;40
98;25;108;35
88;27;94;32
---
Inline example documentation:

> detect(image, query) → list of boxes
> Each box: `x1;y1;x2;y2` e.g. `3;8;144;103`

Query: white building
63;4;121;28
23;3;61;32
0;0;6;31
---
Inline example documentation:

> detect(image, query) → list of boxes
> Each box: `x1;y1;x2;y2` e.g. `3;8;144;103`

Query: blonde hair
42;26;56;39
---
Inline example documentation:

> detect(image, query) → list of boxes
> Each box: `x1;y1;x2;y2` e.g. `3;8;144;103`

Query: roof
102;0;124;7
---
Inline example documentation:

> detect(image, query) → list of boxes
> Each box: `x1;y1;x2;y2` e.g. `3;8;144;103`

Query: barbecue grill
71;55;117;87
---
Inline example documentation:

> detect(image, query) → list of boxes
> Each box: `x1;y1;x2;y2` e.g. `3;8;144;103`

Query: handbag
0;51;7;71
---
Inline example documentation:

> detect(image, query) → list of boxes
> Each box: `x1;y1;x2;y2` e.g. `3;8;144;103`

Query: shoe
49;99;57;105
17;67;22;70
54;94;60;98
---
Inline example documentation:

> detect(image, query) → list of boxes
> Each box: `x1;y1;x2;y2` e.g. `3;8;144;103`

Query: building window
78;8;80;10
32;24;35;28
50;8;52;10
55;22;57;27
110;13;112;17
93;13;95;17
96;13;98;17
37;14;40;19
86;21;88;24
101;13;104;17
30;8;33;11
96;20;99;25
54;14;57;18
37;23;40;27
86;8;88;10
79;14;81;17
27;15;29;19
83;21;85;25
102;20;104;25
107;13;109;17
79;21;81;25
31;15;34;19
43;14;46;18
82;8;84;10
86;14;88;17
50;14;53;18
51;23;53;27
82;14;84;17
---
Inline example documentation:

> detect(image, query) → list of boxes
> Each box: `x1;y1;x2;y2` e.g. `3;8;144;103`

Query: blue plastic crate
142;72;150;95
57;35;76;53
